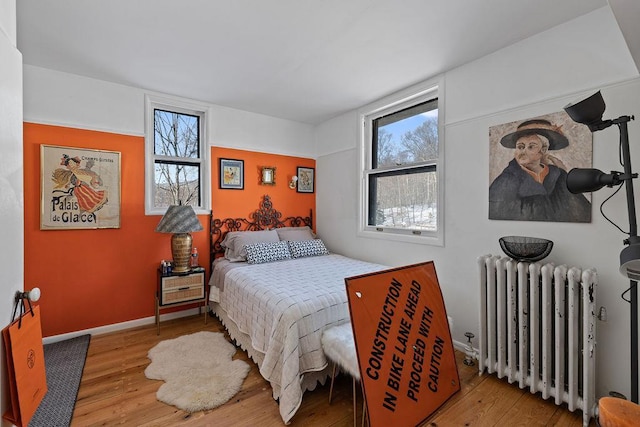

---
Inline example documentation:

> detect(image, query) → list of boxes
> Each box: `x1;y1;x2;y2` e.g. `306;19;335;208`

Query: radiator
477;255;597;427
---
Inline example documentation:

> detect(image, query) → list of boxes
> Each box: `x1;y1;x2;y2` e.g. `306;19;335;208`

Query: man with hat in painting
489;119;591;222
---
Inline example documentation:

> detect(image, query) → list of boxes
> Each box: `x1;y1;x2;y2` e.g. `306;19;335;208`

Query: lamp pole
615;115;639;403
617;116;637;240
631;279;638;404
564;91;639;402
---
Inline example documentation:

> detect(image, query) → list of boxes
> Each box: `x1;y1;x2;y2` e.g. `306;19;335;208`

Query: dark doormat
29;334;91;427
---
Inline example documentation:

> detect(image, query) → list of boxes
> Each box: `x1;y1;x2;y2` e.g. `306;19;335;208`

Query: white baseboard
42;307;202;345
452;338;467;352
43;309;479;365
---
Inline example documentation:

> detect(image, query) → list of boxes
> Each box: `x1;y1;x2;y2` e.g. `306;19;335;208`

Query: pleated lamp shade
156;205;203;273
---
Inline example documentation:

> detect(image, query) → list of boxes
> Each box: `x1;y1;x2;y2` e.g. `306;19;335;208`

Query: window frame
144;94;211;215
357;76;445;246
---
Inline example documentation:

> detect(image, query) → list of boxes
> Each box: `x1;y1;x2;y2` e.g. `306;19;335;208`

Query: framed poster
296;166;314;193
41;145;121;230
220;158;244;189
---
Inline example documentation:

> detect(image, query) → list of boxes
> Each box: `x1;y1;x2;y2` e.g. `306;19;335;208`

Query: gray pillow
221;229;279;262
276;226;315;241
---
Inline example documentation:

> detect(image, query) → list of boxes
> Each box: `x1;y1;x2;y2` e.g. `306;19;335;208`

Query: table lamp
155;205;203;273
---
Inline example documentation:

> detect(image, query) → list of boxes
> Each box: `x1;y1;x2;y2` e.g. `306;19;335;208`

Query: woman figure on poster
489;119;591;222
51;154;109;213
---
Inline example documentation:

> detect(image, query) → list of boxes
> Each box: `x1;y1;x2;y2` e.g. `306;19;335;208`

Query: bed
208;195;388;424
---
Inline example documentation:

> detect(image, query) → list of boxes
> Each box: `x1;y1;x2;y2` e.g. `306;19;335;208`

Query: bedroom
2;0;640;425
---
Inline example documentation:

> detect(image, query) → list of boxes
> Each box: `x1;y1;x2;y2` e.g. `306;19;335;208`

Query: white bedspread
214;254;387;424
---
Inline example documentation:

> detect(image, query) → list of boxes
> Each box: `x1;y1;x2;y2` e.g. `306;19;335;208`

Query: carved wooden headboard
210;195;313;259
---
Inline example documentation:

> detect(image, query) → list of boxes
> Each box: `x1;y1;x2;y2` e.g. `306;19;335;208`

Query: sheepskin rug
145;331;250;412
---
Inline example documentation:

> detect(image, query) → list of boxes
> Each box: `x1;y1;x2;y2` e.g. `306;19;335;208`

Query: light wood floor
71;313;594;426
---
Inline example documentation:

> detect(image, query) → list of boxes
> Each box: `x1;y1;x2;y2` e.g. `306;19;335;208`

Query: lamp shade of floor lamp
155;205;203;273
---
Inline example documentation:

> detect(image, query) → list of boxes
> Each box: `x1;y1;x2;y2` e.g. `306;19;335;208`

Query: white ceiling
16;0;623;125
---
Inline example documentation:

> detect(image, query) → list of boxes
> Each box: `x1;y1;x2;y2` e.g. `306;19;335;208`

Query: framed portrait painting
220;158;244;189
41;145;121;230
488;111;592;223
296;167;315;193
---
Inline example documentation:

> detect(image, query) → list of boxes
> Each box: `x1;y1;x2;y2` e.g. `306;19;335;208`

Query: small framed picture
220;158;244;189
296;167;315;193
261;166;276;185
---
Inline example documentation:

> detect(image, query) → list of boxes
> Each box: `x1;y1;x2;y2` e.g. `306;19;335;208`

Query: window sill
357;228;443;247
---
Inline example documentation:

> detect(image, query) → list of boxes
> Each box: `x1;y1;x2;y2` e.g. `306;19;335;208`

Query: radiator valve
463;332;475;366
597;306;607;321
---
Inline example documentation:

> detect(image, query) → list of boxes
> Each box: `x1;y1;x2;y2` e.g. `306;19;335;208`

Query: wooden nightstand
156;266;207;334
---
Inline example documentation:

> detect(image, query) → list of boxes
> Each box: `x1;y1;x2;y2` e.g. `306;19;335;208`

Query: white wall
315;7;640;399
0;0;23;421
23;66;315;157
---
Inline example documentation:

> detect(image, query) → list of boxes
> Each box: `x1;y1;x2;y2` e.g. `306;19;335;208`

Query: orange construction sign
345;261;459;427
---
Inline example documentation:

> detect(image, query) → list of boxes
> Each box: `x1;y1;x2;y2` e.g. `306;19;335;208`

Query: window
359;78;444;245
145;95;210;215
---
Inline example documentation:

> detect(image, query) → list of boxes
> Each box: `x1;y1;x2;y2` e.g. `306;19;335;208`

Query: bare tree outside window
368;101;439;232
153;109;202;208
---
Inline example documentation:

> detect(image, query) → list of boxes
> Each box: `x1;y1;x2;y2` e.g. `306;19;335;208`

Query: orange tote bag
2;304;48;427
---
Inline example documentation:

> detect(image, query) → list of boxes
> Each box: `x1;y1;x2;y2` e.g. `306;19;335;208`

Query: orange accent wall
211;147;316;225
23;124;315;337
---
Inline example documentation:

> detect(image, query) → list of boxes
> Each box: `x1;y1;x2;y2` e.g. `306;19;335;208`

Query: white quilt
215;254;387;424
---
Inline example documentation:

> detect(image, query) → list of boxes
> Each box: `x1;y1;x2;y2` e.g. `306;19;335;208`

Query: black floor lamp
564;90;639;403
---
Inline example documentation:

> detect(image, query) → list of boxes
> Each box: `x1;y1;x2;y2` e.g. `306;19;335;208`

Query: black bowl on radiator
499;236;553;262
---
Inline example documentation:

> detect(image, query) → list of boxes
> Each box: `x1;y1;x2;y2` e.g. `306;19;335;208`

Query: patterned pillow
288;239;329;258
244;241;292;264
